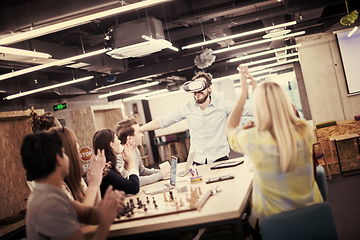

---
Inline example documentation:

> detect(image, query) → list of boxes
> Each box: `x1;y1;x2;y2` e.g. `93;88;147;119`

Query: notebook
143;156;177;195
177;151;195;177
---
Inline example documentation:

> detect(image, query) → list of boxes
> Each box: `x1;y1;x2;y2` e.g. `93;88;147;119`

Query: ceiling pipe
168;0;346;41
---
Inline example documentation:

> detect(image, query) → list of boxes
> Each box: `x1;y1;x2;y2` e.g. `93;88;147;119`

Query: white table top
82;157;253;239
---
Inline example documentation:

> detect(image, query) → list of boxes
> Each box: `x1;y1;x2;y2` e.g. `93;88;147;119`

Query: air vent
263;28;291;38
107;17;166;59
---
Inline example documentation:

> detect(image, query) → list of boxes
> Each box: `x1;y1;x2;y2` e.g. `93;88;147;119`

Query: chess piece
144;204;147;211
169;191;174;201
198;187;202;195
152;196;156;204
163;192;168;202
180;198;184;207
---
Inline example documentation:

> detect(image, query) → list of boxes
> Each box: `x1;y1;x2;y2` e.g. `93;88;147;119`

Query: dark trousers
193;155;229;166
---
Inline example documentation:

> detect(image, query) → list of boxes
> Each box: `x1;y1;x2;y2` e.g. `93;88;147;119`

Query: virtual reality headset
183;79;210;93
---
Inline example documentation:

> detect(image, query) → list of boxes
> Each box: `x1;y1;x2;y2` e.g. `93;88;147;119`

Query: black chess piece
169;191;174;200
146;196;150;203
152;196;156;204
144;204;147;211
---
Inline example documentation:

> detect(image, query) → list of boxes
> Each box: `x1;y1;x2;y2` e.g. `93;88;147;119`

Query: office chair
260;202;338;240
313;142;332;180
315;165;328;201
154;136;169;163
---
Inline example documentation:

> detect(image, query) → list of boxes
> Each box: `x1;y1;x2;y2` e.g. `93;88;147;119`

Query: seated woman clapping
93;129;140;196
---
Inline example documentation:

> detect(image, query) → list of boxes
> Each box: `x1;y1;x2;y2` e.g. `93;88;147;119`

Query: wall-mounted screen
336;29;360;95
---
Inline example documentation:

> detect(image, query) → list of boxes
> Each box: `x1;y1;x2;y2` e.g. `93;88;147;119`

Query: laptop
143;156;177;195
177;151;195;177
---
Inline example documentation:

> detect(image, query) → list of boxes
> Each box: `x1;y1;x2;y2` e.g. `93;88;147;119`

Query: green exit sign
53;103;67;111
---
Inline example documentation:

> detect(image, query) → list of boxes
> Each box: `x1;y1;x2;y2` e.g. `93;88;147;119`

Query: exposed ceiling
0;0;359;105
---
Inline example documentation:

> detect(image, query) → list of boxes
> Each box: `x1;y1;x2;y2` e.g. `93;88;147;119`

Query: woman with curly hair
29;110;62;132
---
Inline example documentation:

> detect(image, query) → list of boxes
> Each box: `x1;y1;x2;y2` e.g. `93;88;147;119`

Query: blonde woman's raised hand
238;64;250;75
238;64;249;90
248;74;257;92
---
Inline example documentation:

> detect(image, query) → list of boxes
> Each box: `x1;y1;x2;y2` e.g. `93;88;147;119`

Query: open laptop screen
170;156;178;186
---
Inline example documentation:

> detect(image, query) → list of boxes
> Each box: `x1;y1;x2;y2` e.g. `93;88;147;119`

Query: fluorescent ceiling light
234;74;277;87
242;52;299;67
0;48;109;81
212;74;241;83
66;62;91;68
213;31;305;54
90;74;158;92
132;89;150;94
249;58;300;72
0;46;52;59
212;68;275;83
4;76;93;100
0;0;172;46
228;44;302;63
263;29;291;38
123;88;169;102
182;21;297;50
142;35;179;52
98;81;160;99
348;26;358;37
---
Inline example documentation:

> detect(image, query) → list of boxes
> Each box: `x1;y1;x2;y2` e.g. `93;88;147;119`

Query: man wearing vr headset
140;72;235;165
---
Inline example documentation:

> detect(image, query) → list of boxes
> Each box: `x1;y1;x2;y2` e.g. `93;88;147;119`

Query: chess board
115;187;209;223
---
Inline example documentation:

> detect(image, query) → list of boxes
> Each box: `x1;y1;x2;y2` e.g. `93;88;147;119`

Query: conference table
81;157;253;239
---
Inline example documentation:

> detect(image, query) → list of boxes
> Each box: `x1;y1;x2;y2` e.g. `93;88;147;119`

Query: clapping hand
102;162;111;177
97;185;126;226
87;149;106;188
122;138;136;170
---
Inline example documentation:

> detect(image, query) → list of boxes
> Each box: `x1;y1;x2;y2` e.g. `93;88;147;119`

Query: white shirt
157;94;235;164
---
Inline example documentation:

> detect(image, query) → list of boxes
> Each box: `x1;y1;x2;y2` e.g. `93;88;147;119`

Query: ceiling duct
106;17;167;59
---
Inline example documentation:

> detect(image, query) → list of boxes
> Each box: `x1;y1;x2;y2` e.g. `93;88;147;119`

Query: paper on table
159;161;170;170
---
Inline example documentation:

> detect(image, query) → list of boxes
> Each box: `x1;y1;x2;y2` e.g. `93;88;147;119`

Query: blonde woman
226;65;323;234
